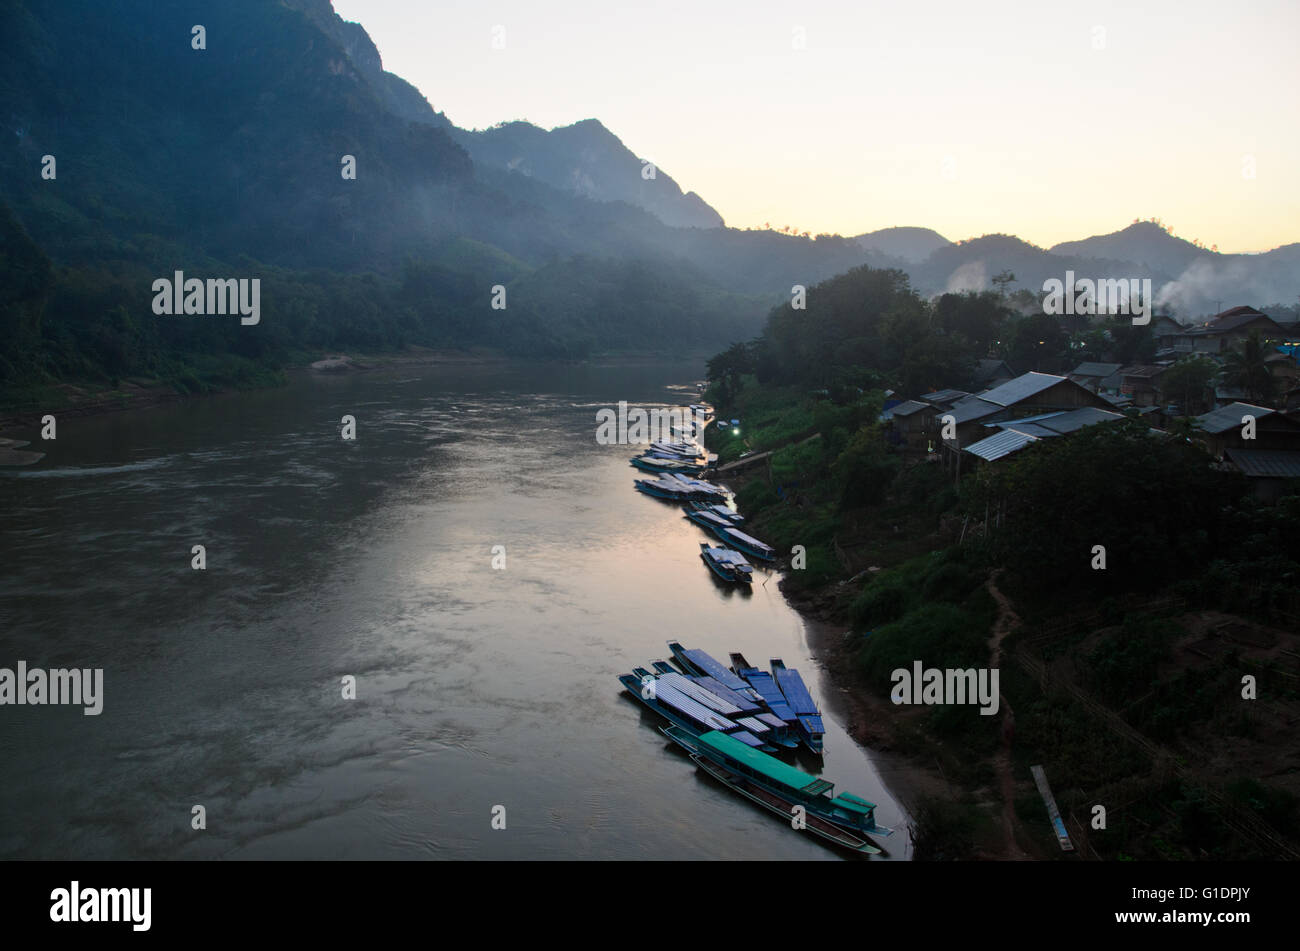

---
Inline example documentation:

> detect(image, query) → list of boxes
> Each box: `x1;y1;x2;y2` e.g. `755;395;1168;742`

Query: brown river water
0;359;912;859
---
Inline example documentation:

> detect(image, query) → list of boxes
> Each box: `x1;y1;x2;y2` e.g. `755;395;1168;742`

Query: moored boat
684;507;736;537
662;726;886;853
687;501;743;523
631;454;705;475
698;543;754;585
668;642;761;700
729;653;804;749
633;477;697;501
665;472;731;499
770;659;825;754
717;526;776;561
618;673;775;751
635;474;729;503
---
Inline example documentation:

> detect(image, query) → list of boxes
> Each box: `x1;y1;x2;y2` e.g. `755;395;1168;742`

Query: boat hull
691;755;881;854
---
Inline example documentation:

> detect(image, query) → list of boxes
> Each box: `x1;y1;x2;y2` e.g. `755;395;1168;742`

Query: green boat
663;726;890;854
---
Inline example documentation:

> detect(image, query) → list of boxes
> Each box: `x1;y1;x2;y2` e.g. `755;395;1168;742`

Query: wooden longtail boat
770;659;825;754
662;726;884;854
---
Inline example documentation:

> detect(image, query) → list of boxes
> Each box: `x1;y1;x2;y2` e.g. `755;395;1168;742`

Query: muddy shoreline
784;580;955;828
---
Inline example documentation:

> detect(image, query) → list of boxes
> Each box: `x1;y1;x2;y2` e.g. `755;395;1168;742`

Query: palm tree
1220;330;1275;404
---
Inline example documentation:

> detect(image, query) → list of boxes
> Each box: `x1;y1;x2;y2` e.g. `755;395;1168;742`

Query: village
879;305;1300;501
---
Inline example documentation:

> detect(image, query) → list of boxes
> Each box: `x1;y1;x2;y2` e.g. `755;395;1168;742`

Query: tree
932;291;1009;354
832;425;900;509
1108;317;1157;366
965;419;1244;597
991;270;1016;298
706;340;755;407
1005;312;1069;372
1161;355;1217;416
1221;331;1276;404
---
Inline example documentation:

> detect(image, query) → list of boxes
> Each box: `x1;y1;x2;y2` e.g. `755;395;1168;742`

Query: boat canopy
690;676;761;713
773;665;820;716
689;511;733;528
698;730;834;797
832;791;878;813
700;504;740;521
676;647;753;694
797;714;826;735
735;716;772;736
657;672;744;717
722;528;774;554
652;681;739;732
707;548;752;568
739;670;796;721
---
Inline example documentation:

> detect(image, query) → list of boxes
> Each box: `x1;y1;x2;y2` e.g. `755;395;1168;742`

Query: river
0;359;911;860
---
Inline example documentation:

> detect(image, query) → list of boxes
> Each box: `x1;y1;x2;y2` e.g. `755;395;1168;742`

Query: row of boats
629;422;776;584
619;642;892;854
621;406;889;854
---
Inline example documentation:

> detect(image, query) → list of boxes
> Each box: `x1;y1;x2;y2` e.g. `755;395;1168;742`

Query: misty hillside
1;0;1294;401
903;226;1298;320
853;226;951;264
1049;221;1208;275
454;119;724;230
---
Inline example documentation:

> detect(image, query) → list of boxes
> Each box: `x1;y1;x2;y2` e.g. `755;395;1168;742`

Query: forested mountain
853;226;951;264
1;0;1293;402
453;119;724;230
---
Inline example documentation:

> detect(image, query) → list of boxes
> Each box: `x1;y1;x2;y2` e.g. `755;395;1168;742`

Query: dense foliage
962;418;1247;599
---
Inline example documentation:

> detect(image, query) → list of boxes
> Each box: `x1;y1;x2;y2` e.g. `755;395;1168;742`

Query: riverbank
796;611;955;814
704;377;1300;861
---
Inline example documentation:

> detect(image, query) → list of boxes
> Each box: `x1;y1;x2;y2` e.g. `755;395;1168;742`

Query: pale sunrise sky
332;0;1299;253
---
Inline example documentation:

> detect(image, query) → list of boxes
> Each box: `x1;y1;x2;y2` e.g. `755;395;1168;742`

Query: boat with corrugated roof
619;670;778;752
662;726;887;853
630;454;705;475
687;501;743;523
770;658;825;754
698;543;754;585
717;526;775;561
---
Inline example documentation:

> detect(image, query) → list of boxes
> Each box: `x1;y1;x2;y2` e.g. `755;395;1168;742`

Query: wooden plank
1031;764;1075;852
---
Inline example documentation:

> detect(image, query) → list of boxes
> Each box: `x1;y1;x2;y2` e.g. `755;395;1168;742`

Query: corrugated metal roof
1035;407;1125;434
652;681;740;732
990;411;1067;428
690;676;761;713
919;388;970;405
978;371;1068;407
739;670;796;721
946;395;1003;424
772;666;818;716
1001;423;1060;438
1204;307;1276;332
1195;402;1276;434
1225;449;1300;478
698;730;829;794
657;672;745;717
680;648;752;693
964;428;1040;461
1119;364;1168;379
1070;362;1123;378
890;399;932;417
974;359;1013;382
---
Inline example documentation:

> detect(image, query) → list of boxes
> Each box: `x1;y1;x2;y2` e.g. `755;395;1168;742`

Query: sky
332;0;1299;254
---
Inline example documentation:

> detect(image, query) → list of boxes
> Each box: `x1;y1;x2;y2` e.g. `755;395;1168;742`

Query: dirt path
986;570;1030;859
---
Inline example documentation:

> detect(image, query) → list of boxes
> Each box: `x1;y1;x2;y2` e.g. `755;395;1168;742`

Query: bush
735;478;779;515
849;573;911;629
857;602;991;685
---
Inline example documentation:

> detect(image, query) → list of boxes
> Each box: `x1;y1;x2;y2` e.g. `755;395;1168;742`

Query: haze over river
0;360;911;859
